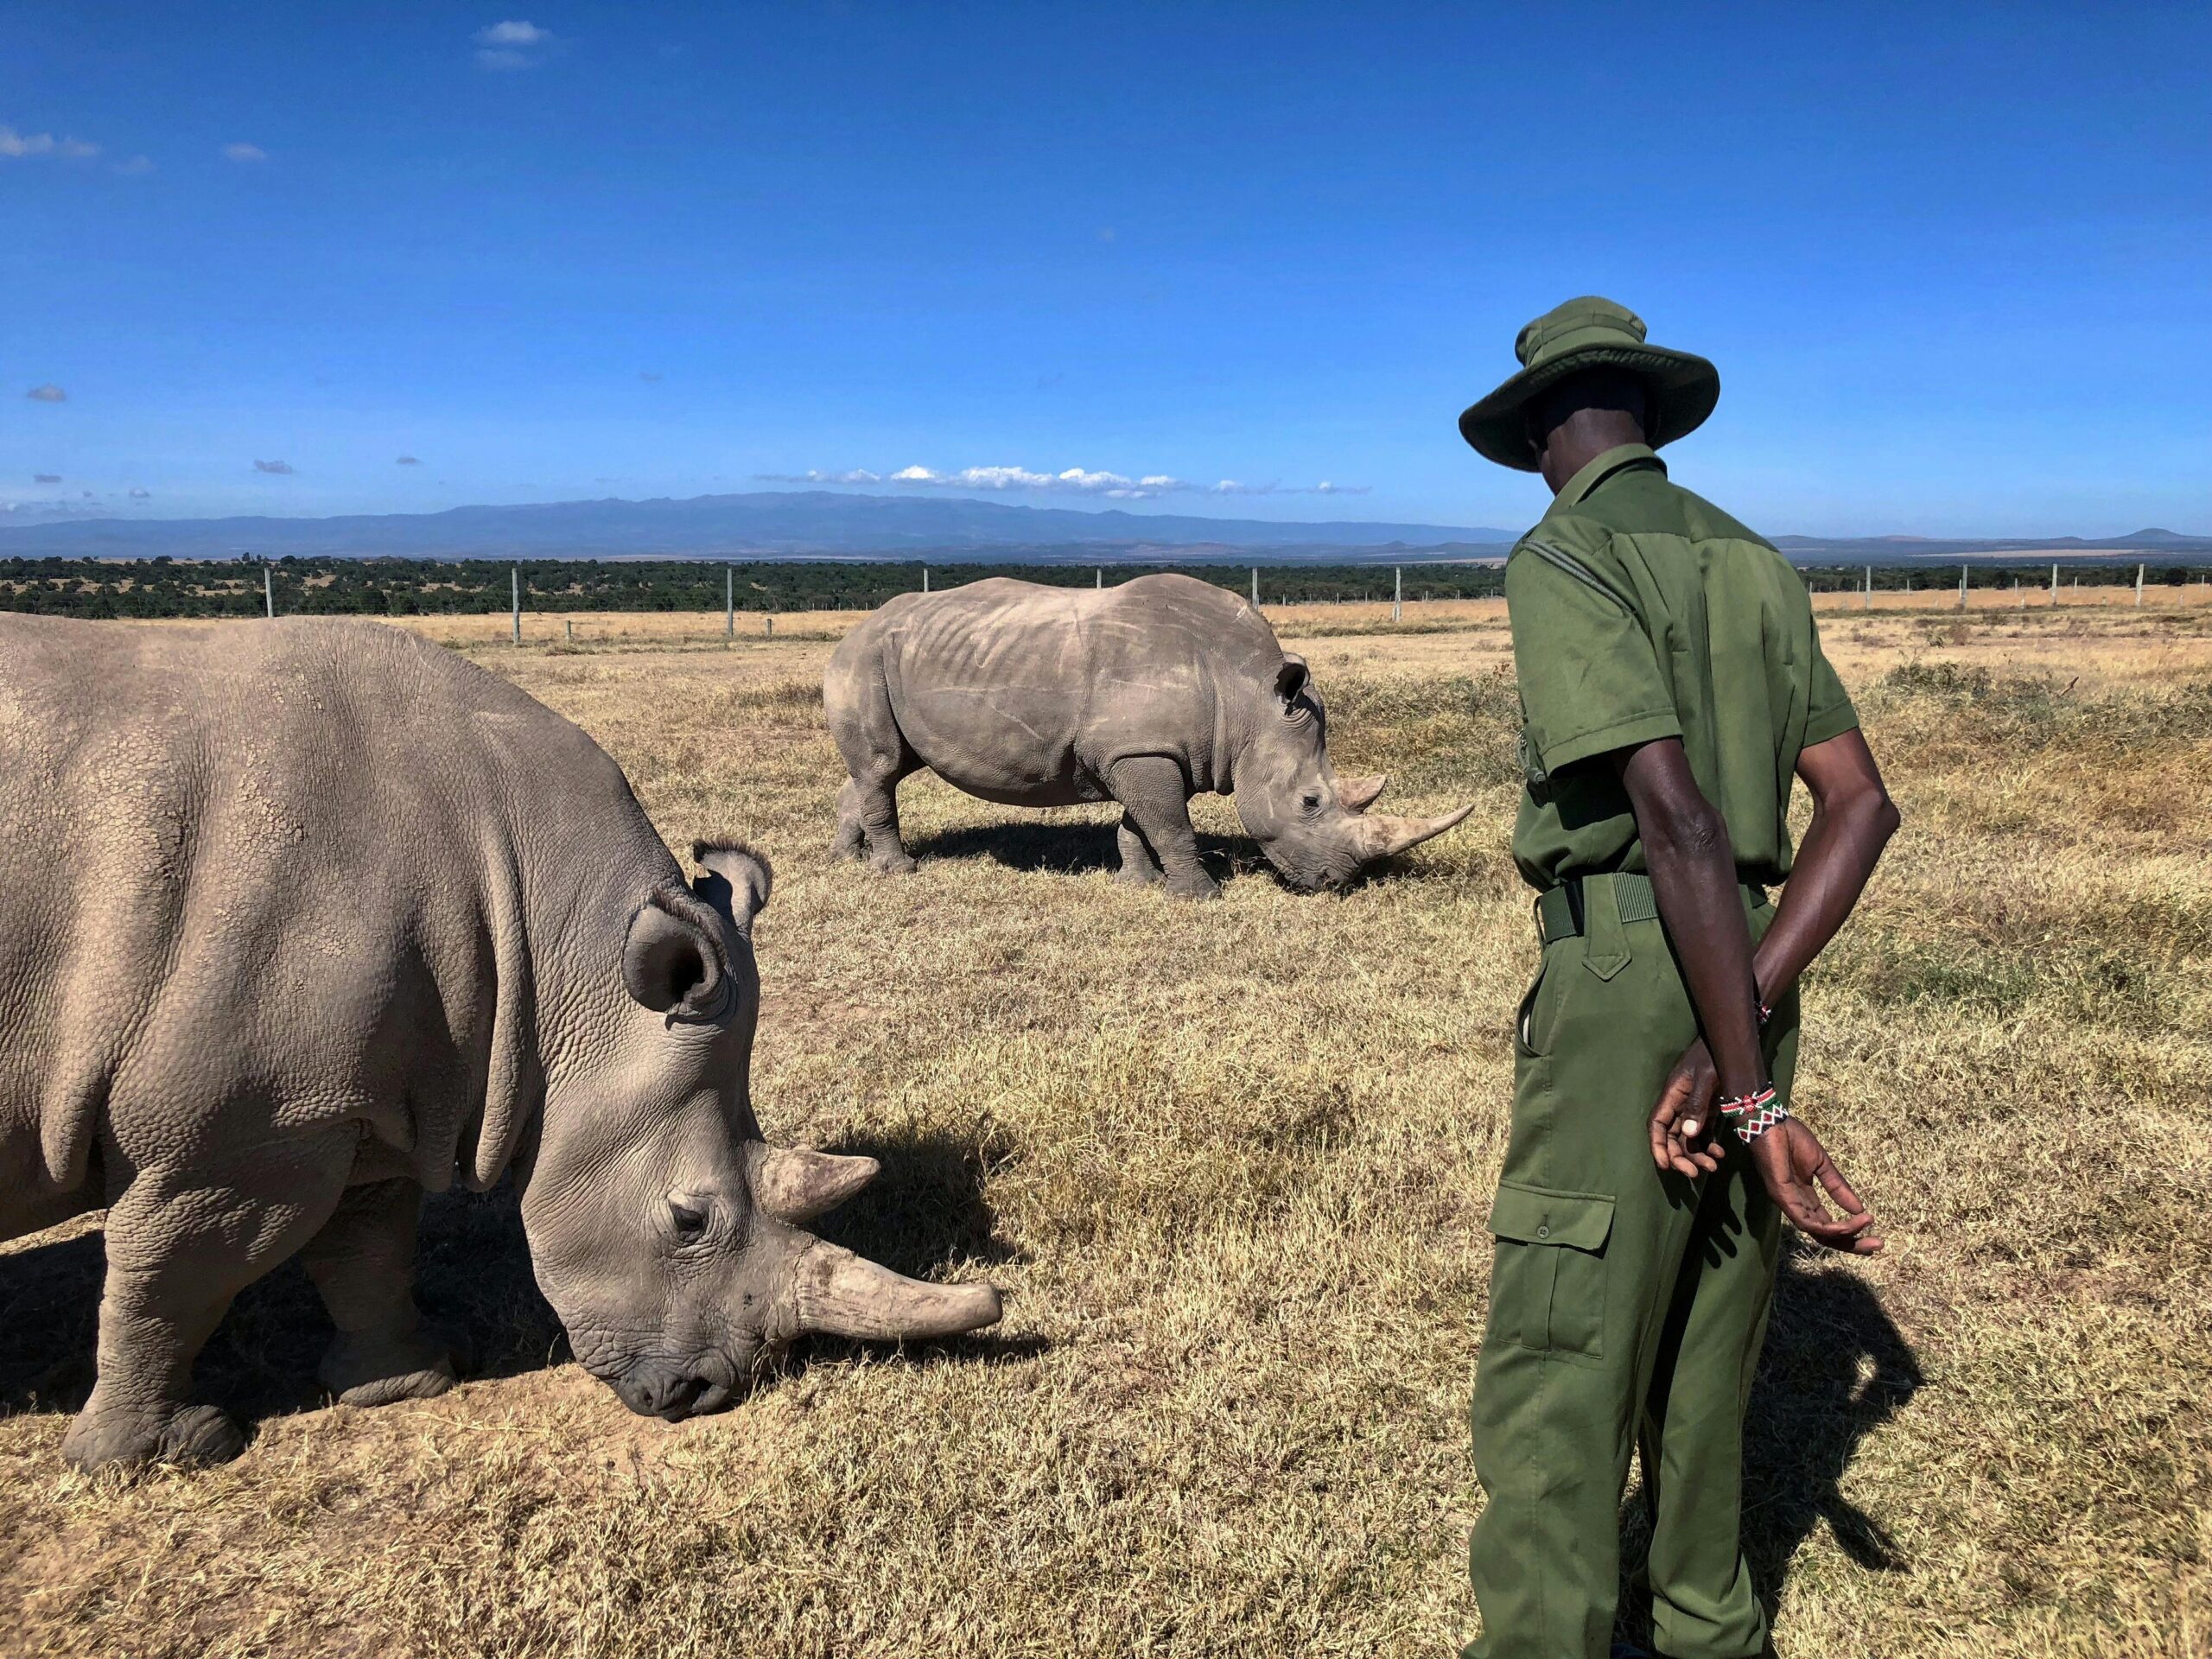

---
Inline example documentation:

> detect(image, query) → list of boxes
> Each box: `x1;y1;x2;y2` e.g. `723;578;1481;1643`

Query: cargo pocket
1485;1181;1615;1360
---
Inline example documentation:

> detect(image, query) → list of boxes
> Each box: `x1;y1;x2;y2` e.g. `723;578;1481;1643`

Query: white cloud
1;126;99;160
33;473;60;484
112;154;154;175
757;463;1369;501
130;487;151;499
25;384;66;403
396;454;422;465
253;459;296;474
474;20;557;67
222;142;268;162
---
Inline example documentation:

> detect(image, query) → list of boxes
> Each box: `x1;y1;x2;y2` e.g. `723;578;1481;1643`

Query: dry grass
2;607;2209;1657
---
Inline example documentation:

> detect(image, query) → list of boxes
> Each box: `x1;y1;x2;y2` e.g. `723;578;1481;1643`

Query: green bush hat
1458;296;1721;473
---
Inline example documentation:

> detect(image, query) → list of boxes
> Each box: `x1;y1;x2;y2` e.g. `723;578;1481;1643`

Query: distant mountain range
0;491;2204;564
0;491;1516;561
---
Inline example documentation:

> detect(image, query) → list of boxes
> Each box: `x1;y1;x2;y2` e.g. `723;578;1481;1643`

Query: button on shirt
1505;444;1858;892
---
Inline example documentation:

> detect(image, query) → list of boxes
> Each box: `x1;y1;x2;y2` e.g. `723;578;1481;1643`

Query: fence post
566;619;574;642
1958;565;1967;611
725;568;734;639
1250;567;1259;607
264;565;273;619
923;565;930;594
2016;577;2023;612
1096;568;1103;589
2137;563;2145;607
1393;565;1402;624
1864;565;1872;610
512;568;520;645
2050;563;2059;607
766;614;773;638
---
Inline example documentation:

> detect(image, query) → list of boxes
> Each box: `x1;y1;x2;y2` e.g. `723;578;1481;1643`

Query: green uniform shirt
1505;443;1857;892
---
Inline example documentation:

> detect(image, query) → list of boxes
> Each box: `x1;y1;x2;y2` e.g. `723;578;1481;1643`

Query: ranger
1458;297;1901;1659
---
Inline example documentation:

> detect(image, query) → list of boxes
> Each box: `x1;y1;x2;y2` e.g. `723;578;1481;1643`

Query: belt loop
1581;873;1632;982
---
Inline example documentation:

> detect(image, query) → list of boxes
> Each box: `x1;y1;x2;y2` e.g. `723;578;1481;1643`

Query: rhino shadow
0;1123;1027;1434
1615;1248;1923;1647
907;817;1255;884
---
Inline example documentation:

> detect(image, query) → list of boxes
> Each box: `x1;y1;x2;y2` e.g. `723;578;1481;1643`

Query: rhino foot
62;1402;246;1469
320;1326;465;1408
868;850;918;876
1166;870;1222;901
1115;860;1162;888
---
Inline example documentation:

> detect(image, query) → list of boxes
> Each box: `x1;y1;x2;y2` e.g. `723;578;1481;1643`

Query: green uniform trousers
1466;874;1794;1659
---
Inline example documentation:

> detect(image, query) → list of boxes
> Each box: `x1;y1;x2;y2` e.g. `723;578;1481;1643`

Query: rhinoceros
0;616;1001;1468
824;573;1472;897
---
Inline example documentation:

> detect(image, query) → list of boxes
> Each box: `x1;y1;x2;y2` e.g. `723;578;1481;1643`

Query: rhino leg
1115;812;1163;887
828;672;920;874
301;1178;462;1408
1106;755;1217;900
836;775;917;874
62;1140;353;1469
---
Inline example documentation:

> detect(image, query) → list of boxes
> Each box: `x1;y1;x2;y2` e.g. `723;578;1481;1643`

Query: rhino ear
1274;655;1310;706
691;840;773;937
622;895;727;1016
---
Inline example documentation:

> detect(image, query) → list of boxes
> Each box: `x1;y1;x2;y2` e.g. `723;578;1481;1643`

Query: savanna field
1;592;2208;1658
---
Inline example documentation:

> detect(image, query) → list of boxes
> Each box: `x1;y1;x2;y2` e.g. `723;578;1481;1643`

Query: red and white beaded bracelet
1718;1084;1789;1144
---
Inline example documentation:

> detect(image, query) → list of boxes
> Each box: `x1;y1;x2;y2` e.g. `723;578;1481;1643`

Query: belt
1535;871;1767;944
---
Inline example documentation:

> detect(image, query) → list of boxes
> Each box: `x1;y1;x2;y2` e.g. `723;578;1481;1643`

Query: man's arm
1618;736;1885;1251
1744;728;1899;1011
1612;739;1767;1100
1649;728;1899;1176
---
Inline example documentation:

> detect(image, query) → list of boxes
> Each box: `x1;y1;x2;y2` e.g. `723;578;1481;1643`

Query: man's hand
1648;1039;1726;1177
1751;1120;1885;1254
1652;1062;1885;1253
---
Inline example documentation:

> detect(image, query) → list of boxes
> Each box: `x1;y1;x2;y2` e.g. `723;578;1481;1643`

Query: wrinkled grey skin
825;574;1471;897
0;617;999;1468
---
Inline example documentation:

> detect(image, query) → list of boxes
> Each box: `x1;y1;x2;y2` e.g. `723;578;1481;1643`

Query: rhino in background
0;616;999;1468
824;573;1471;898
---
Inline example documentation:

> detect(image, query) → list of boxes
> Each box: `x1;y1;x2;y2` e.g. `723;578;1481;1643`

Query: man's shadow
1619;1249;1923;1636
0;1124;1022;1440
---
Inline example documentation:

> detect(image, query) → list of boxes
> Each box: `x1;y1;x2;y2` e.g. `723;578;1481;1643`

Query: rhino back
838;575;1281;801
0;617;671;1233
851;580;1102;804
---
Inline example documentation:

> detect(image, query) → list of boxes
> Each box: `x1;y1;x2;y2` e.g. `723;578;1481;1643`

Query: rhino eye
669;1200;709;1242
1300;791;1321;813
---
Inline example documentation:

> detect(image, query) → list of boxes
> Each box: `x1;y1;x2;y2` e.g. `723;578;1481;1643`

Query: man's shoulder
1652;476;1778;551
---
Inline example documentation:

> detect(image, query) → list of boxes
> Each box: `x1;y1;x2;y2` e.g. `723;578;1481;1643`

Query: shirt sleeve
1505;538;1682;774
1802;615;1860;747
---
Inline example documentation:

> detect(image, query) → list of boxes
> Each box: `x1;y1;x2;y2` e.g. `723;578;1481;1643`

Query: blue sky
3;2;2207;537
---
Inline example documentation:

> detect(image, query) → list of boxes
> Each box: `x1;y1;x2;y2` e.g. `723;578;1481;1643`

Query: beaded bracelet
1718;1084;1789;1145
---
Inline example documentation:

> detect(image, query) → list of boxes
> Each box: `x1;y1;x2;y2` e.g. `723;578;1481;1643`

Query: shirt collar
1553;442;1665;509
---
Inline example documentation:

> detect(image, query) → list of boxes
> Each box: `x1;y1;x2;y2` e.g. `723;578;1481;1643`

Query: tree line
0;554;2195;620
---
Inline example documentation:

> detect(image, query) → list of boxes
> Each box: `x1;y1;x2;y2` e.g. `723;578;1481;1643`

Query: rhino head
1231;656;1473;891
520;842;1001;1421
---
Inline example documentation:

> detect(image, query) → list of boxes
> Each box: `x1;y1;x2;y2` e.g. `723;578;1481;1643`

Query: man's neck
1538;412;1648;494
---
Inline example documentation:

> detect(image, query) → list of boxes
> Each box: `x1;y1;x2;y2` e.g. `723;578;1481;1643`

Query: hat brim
1458;342;1720;472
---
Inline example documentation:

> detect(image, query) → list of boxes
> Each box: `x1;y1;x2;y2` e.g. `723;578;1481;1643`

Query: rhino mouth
605;1346;753;1421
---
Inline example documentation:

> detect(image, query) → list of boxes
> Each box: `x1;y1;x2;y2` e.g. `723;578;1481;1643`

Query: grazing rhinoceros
0;616;1000;1468
824;573;1472;898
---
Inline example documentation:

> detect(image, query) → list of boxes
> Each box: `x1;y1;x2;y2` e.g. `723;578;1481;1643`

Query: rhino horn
1338;772;1389;813
1352;803;1476;863
750;1144;880;1223
779;1235;1003;1343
